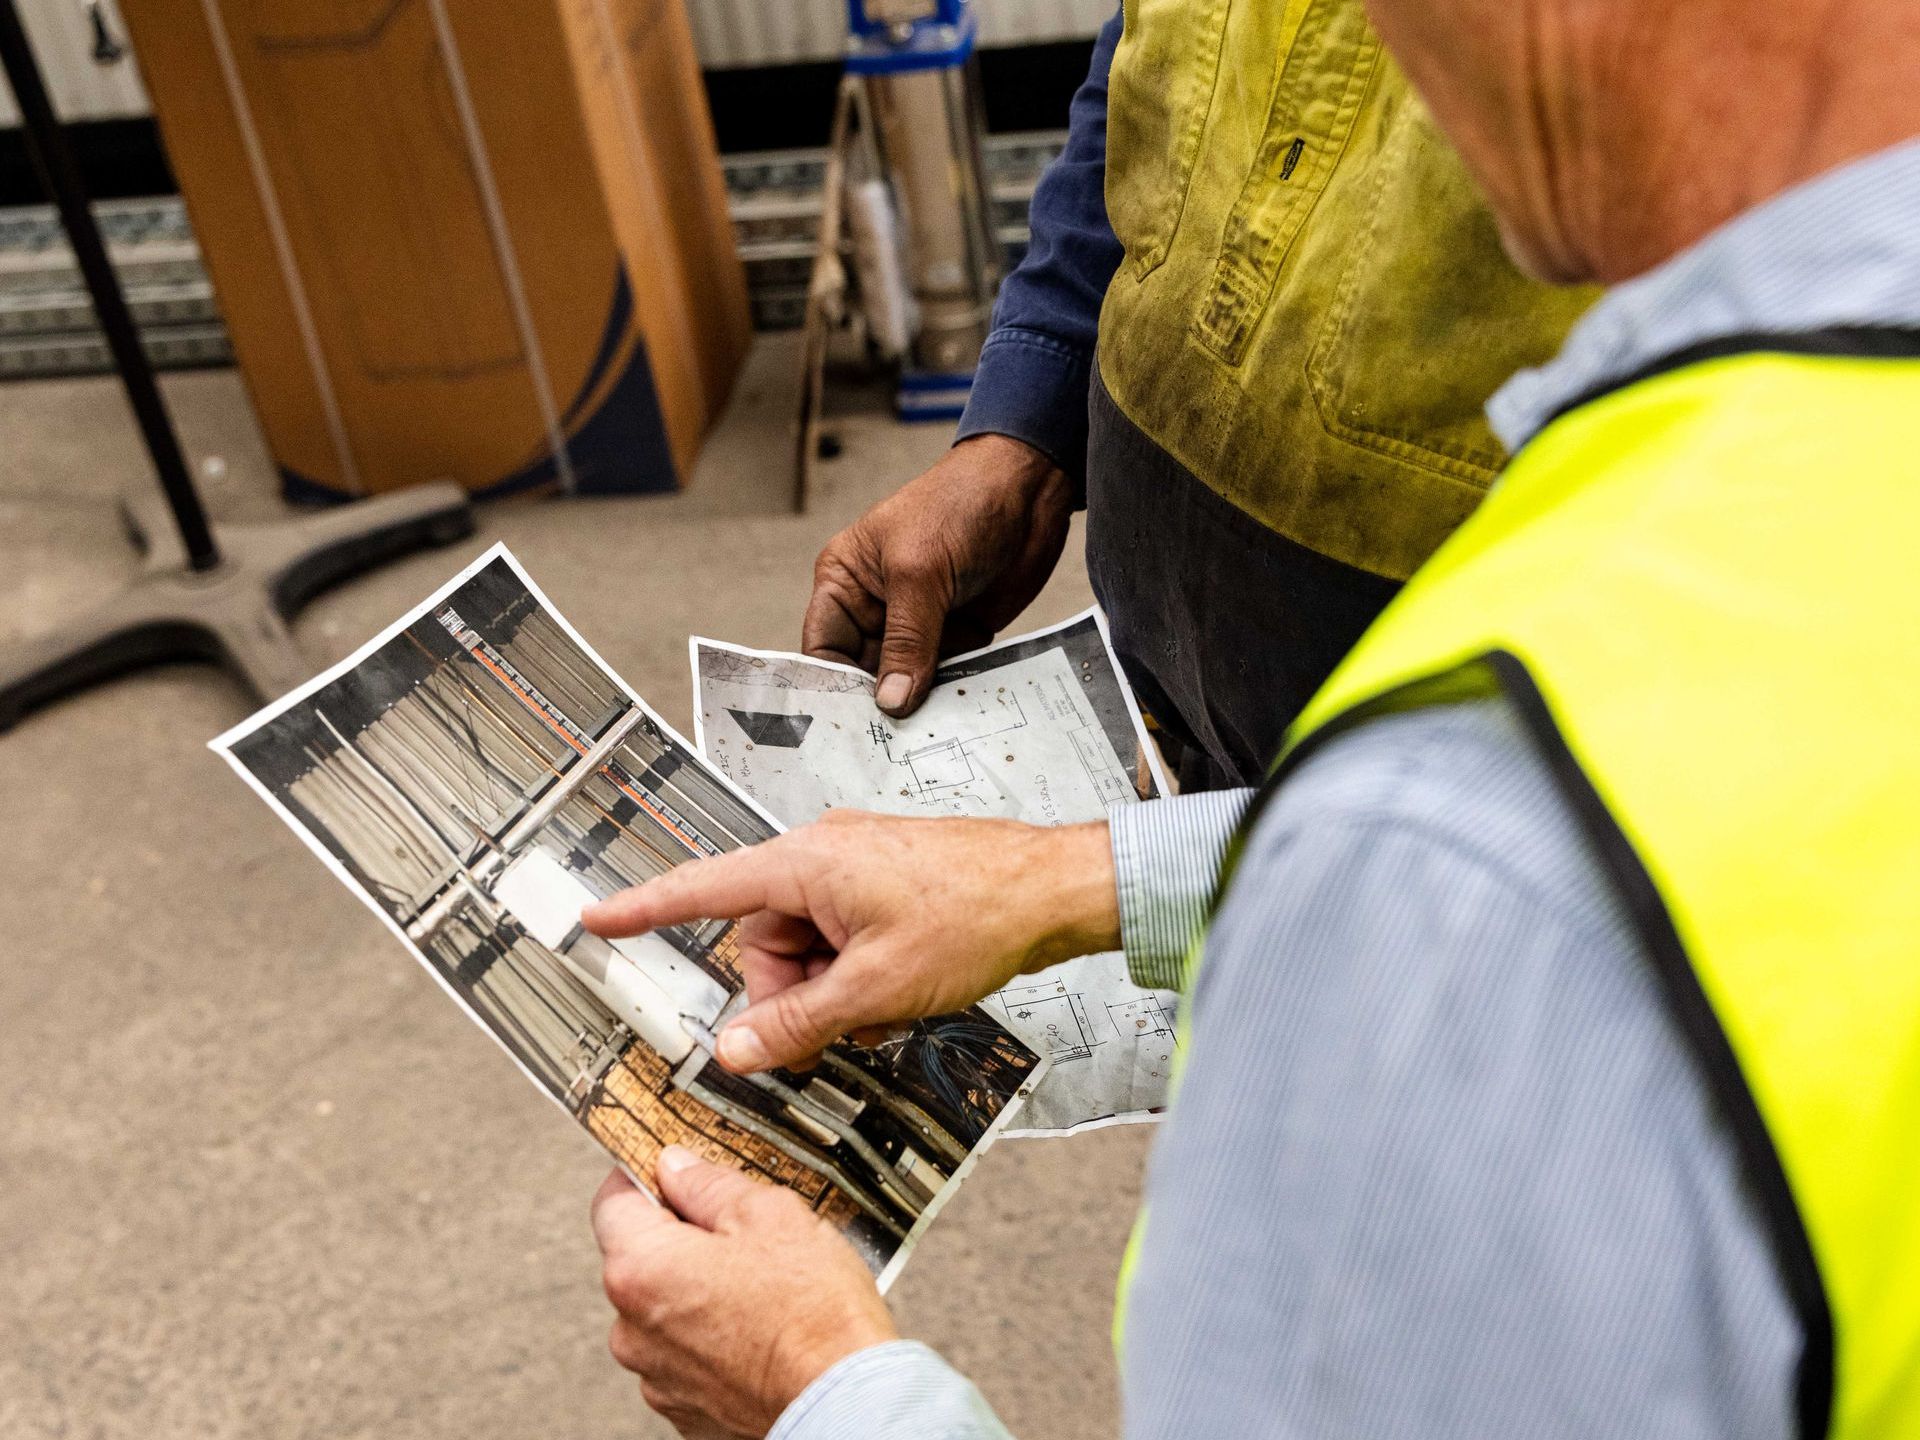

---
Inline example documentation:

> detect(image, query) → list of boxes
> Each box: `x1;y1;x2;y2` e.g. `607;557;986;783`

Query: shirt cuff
1110;789;1255;992
768;1341;1013;1440
955;327;1094;486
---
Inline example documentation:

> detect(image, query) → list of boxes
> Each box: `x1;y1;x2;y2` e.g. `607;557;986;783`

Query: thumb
717;966;873;1074
590;1168;675;1260
656;1145;771;1234
874;574;948;717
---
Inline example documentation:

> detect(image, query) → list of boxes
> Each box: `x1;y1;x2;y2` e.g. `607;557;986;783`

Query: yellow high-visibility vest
1120;338;1920;1439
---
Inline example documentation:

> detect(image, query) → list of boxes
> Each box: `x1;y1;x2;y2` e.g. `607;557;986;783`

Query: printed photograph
213;546;1043;1282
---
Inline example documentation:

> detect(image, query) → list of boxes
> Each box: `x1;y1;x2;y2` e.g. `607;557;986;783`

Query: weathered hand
592;1149;897;1438
581;810;1120;1073
803;433;1075;716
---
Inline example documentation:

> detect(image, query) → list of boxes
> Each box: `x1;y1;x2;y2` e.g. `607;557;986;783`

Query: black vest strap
1542;326;1920;433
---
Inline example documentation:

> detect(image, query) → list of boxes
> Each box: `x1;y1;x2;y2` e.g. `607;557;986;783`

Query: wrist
1014;821;1122;972
767;1341;954;1440
774;1317;900;1417
950;432;1072;511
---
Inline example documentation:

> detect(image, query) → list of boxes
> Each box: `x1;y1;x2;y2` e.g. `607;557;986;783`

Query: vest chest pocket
1305;101;1595;483
1106;0;1233;281
1191;0;1379;365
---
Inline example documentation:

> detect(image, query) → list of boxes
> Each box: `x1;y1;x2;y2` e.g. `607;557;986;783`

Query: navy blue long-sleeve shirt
953;9;1124;486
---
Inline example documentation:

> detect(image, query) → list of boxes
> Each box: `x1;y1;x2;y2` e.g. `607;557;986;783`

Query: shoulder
1124;698;1799;1440
1232;696;1619;933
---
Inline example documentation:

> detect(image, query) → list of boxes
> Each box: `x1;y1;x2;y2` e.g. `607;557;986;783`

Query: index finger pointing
580;843;794;938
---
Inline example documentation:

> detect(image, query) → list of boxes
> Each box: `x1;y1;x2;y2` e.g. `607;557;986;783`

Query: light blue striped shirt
767;137;1920;1440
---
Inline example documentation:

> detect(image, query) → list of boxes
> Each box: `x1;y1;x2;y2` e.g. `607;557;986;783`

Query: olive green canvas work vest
1099;0;1595;580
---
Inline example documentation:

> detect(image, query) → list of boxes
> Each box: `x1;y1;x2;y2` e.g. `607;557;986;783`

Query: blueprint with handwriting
692;609;1182;1136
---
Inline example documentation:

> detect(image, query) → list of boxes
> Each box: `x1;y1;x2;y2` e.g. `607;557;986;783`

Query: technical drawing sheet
693;608;1184;1136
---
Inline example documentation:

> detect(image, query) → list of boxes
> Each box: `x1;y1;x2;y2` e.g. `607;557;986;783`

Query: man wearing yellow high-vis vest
802;2;1590;791
582;1;1920;1437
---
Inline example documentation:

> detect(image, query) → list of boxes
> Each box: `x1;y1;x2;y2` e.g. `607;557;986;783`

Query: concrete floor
0;337;1148;1439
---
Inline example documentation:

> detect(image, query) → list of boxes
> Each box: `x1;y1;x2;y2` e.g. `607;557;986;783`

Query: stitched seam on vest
1302;110;1508;480
1195;8;1373;353
1483;652;1834;1440
1192;7;1381;362
1088;350;1495;586
1124;0;1234;281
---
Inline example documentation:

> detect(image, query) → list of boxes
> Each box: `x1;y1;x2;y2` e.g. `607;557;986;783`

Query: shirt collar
1488;136;1920;451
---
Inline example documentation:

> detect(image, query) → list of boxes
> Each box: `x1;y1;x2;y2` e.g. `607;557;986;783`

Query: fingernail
876;673;912;713
718;1023;770;1071
658;1145;697;1176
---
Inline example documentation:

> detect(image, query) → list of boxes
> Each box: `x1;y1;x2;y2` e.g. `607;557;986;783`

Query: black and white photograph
213;546;1043;1283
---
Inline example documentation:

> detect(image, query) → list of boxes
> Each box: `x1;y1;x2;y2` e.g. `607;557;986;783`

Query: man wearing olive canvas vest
803;2;1592;790
584;0;1920;1435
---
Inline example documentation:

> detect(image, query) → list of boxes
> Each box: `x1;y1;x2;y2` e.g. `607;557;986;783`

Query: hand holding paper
211;546;1045;1287
592;1151;896;1437
693;609;1185;1135
803;433;1077;716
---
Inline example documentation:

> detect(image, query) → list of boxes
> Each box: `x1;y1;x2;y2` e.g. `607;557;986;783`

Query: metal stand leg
0;0;477;732
0;484;475;731
0;0;217;569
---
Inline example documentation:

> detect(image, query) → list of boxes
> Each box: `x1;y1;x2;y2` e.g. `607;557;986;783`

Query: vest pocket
1105;0;1232;281
1190;0;1380;365
1305;101;1587;482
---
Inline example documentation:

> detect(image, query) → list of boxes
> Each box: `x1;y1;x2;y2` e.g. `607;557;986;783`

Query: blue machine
845;0;1000;422
846;0;977;75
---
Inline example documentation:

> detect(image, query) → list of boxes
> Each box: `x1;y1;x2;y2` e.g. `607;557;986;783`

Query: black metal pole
0;0;219;570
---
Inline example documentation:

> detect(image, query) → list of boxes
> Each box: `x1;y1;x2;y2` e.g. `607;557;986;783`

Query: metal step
0;194;206;294
0;276;221;335
0;322;230;379
0;131;1067;378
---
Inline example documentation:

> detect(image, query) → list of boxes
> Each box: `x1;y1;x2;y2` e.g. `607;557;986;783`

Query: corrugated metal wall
689;0;1112;70
976;0;1116;48
0;0;1110;124
0;0;148;126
